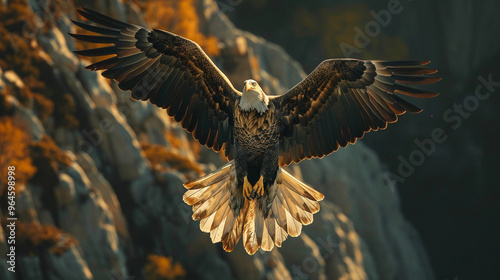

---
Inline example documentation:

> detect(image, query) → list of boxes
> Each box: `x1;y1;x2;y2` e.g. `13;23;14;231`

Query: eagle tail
242;168;324;255
183;161;244;252
183;163;324;255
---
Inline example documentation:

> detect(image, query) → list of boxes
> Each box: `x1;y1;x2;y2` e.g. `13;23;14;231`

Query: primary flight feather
70;7;440;255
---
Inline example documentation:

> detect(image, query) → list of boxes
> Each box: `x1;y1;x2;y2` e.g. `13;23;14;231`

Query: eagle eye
252;81;257;87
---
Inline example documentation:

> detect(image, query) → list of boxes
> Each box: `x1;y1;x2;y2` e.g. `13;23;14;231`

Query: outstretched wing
273;59;440;166
70;8;240;157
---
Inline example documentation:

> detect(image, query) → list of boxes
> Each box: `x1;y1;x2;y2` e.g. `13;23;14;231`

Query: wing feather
71;8;240;158
274;58;440;166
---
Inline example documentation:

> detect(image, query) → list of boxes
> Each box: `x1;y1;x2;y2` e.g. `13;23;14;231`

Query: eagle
70;8;440;255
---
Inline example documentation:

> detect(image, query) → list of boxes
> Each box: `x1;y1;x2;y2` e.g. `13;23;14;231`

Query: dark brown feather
273;59;440;166
71;8;241;158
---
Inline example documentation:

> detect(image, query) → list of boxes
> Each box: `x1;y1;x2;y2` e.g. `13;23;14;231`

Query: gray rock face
44;246;93;280
1;71;46;141
0;0;433;279
56;153;127;279
299;143;433;279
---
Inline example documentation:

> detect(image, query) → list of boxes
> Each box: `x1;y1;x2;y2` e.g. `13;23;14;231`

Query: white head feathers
239;79;269;114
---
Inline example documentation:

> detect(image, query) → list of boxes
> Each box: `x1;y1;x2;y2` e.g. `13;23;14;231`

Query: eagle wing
70;8;240;158
272;59;440;166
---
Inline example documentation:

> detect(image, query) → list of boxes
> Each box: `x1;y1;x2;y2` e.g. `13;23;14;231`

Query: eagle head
240;79;269;114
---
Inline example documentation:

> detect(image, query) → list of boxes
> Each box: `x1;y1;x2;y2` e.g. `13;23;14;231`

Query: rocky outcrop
0;0;433;279
300;143;433;280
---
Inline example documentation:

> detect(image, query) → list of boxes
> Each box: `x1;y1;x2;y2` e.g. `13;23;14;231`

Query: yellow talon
243;176;265;199
255;176;264;197
243;176;253;199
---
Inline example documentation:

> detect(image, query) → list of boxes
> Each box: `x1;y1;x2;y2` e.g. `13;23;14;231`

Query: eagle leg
243;176;253;200
251;176;265;199
243;176;265;200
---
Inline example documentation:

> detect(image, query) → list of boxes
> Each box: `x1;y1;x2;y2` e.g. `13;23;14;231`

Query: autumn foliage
165;130;201;159
15;221;78;256
141;142;203;177
143;254;186;280
0;117;36;194
0;0;79;129
29;135;72;188
143;0;220;56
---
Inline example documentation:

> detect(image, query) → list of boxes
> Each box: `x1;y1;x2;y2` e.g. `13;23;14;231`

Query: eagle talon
243;176;265;199
243;176;253;200
254;177;264;197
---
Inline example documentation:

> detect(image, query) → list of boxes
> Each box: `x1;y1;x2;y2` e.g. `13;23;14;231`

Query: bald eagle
71;8;440;255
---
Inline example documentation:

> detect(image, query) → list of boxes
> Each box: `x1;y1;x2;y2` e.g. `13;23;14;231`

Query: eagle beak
244;82;250;92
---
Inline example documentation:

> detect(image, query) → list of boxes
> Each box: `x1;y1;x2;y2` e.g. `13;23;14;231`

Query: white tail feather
183;162;324;255
242;168;324;254
243;200;258;254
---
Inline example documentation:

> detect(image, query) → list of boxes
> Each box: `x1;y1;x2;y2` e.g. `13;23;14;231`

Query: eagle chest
234;105;279;154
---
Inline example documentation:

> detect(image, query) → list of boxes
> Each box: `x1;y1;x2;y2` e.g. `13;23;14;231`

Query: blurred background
0;0;498;279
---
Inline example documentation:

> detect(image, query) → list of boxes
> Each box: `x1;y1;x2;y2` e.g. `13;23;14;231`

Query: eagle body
71;8;440;255
234;98;280;198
